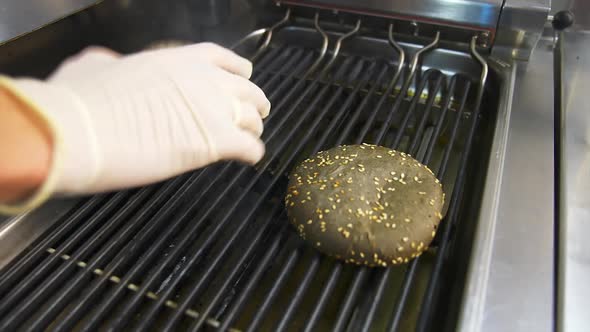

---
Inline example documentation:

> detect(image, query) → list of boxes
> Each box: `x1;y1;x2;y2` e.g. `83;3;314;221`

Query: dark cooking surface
0;20;496;332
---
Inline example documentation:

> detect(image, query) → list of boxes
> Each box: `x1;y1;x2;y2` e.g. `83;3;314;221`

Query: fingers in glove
49;46;121;81
184;43;253;79
224;72;271;118
57;47;121;67
219;129;265;165
234;102;264;136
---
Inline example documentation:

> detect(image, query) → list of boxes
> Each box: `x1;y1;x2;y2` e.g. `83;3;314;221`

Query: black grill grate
0;20;488;332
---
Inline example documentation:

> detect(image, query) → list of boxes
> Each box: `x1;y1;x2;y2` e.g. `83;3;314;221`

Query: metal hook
389;31;440;104
470;35;488;107
251;9;291;61
408;31;440;78
302;12;330;77
230;9;290;57
321;19;361;74
386;23;406;90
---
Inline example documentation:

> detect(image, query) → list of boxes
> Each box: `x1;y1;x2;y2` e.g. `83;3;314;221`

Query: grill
0;10;490;332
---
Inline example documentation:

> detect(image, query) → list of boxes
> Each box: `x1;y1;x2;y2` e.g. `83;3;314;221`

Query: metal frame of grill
0;10;488;332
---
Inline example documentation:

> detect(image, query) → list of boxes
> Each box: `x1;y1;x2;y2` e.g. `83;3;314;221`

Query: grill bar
0;195;103;290
49;169;218;331
24;175;188;331
259;48;305;91
395;71;445;151
333;267;369;331
302;262;341;332
424;76;460;164
249;45;283;79
183;209;289;331
21;187;160;330
160;203;283;329
0;192;128;328
274;254;321;331
362;267;392;332
246;247;301;332
216;225;293;331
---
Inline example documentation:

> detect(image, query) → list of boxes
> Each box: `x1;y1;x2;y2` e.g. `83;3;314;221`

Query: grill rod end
409;31;440;78
321;19;361;74
251;8;291;61
231;8;291;58
387;23;406;91
470;35;488;107
300;12;330;77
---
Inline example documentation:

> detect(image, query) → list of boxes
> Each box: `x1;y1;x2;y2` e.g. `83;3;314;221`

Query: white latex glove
0;43;270;212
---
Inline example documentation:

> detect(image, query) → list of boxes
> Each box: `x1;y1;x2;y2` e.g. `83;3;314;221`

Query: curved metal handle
320;19;361;75
301;12;330;77
391;31;440;104
250;9;291;61
470;35;488;109
386;23;406;90
231;9;291;56
408;31;440;79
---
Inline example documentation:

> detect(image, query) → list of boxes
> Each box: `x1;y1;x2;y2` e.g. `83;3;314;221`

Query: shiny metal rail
250;9;291;62
458;37;555;332
559;26;590;332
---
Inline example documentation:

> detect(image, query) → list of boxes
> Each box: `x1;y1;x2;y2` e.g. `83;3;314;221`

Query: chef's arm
0;43;269;215
0;86;52;204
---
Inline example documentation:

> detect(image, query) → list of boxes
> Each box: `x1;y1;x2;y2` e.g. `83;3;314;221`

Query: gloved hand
0;43;270;212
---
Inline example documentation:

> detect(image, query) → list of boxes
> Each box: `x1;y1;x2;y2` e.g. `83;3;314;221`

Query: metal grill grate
0;14;488;332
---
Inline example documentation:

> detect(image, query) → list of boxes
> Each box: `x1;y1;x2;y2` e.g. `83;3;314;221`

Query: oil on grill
0;12;488;332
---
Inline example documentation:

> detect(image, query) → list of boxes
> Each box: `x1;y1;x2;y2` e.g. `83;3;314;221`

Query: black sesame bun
285;144;444;267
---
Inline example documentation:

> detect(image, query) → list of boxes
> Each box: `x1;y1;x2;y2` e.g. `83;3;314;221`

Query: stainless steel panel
554;0;590;29
559;30;590;332
0;0;101;44
491;0;551;61
0;198;79;269
281;0;502;29
459;37;555;332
